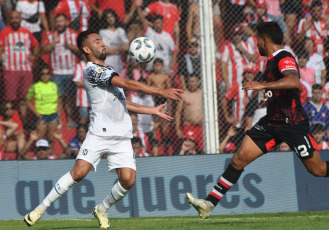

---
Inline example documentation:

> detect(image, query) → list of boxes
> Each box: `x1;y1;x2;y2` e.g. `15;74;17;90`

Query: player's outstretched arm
242;70;301;91
111;76;184;101
126;101;173;121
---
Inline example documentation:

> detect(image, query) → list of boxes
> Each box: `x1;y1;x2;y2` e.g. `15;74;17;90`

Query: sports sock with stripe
38;172;77;212
206;164;243;206
98;181;128;212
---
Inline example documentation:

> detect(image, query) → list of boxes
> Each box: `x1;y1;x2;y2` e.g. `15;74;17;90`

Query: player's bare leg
24;160;91;226
301;150;328;177
94;168;136;228
187;135;264;218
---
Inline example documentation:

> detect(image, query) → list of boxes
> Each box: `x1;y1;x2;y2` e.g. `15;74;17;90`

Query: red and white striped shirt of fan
224;84;253;128
53;0;90;33
42;29;79;75
0;27;38;71
73;61;90;108
220;41;256;85
297;18;328;58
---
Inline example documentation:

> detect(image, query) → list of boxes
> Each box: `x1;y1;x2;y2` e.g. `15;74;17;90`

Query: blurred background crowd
1;0;329;160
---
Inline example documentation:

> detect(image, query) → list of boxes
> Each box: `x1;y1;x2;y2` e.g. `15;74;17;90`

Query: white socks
98;181;128;212
38;172;77;212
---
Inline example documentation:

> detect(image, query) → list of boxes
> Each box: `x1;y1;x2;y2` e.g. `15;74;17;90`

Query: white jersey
145;26;175;73
83;62;132;138
99;27;129;73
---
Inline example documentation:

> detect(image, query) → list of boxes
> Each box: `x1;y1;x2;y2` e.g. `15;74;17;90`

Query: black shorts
246;120;319;159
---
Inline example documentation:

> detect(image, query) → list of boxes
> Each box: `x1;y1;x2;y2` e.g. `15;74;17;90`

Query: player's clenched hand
242;81;265;91
154;103;173;121
161;88;184;101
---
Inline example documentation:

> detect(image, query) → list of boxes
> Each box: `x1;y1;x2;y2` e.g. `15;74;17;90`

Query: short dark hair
76;29;99;56
255;21;283;45
311;0;322;9
153;14;164;22
311;123;324;134
101;9;119;29
131;136;142;145
153;58;164;65
312;84;323;90
297;50;309;59
76;123;88;132
55;14;67;20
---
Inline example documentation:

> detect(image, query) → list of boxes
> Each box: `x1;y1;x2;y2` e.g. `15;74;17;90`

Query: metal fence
0;0;327;160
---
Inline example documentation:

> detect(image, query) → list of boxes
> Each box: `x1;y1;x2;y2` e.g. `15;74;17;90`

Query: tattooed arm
126;101;173;121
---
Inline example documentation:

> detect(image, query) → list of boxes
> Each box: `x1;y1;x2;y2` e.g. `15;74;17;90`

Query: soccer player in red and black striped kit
186;21;329;218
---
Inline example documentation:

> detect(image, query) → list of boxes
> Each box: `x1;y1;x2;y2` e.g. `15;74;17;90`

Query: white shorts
76;132;136;173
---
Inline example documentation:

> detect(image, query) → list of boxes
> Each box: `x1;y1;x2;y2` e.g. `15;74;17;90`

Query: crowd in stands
2;0;329;160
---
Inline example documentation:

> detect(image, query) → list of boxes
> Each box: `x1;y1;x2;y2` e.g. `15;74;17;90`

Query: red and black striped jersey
259;49;309;126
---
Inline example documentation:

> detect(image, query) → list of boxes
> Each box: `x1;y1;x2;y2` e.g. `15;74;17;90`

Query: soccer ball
129;37;156;63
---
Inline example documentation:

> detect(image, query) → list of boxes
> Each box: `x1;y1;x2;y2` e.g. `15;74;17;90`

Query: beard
258;46;266;56
99;53;106;61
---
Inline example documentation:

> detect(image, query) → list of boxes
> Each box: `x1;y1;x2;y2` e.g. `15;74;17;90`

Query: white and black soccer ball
129;37;156;63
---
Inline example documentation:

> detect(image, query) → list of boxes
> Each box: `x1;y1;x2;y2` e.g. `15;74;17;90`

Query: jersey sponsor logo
13;41;26;52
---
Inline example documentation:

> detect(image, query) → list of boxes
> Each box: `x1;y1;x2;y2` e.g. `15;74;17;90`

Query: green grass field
1;211;329;230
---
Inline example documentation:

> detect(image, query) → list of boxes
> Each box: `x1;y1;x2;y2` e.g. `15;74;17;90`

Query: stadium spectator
90;0;136;24
42;14;79;128
311;123;329;150
304;38;327;85
52;0;90;33
119;61;148;81
127;83;155;134
16;0;50;42
0;10;39;125
277;142;291;151
175;74;203;150
130;112;154;156
303;84;329;138
173;134;204;155
298;51;316;86
99;9;129;73
143;0;180;45
21;132;62;160
131;136;149;157
297;1;328;60
0;101;26;157
242;0;290;44
281;0;302;40
52;130;70;158
137;6;176;73
223;0;247;29
177;37;201;91
67;123;88;159
126;20;144;43
186;0;223;52
220;25;257;91
26;65;61;143
73;56;90;124
222;65;256;129
147;58;171;106
219;126;245;153
219;125;237;153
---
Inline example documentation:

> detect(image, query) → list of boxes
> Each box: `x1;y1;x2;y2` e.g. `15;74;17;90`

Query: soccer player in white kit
24;30;184;229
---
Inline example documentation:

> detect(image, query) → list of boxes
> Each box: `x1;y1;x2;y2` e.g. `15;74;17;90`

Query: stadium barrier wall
1;152;329;220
